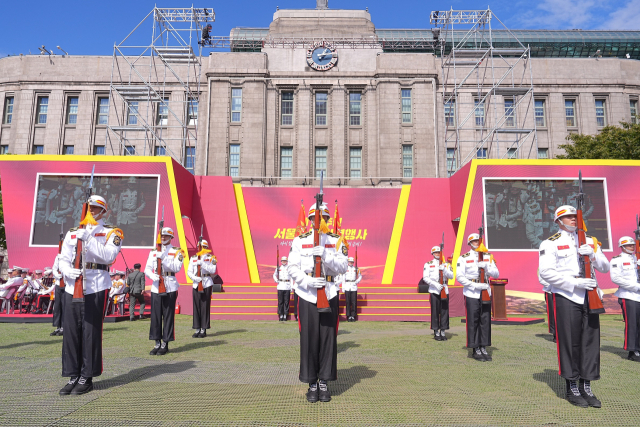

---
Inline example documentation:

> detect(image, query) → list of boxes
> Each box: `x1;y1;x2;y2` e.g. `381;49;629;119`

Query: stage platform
461;317;546;325
0;311;151;323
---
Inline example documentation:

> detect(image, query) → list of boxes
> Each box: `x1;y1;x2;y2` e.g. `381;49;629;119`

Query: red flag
334;200;349;249
294;201;307;237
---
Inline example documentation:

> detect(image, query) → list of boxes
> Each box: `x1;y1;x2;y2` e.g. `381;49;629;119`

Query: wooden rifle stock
197;241;204;293
576;209;605;314
439;250;448;300
478;241;491;304
156;237;167;296
276;245;280;282
314;207;331;311
71;202;88;302
58;234;65;289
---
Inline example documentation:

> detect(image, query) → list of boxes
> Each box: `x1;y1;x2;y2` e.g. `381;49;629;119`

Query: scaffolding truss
106;6;214;168
431;8;538;176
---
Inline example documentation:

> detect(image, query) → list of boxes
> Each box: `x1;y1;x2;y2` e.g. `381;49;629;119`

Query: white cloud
516;0;597;29
602;0;640;29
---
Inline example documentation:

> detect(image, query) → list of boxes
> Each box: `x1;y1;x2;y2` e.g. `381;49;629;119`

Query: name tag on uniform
302;244;313;249
624;262;631;266
71;235;76;239
466;260;474;263
557;245;570;250
430;265;435;268
95;233;106;237
153;254;157;257
325;244;335;248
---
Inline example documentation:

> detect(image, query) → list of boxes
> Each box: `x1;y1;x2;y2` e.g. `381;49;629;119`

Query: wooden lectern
490;278;509;321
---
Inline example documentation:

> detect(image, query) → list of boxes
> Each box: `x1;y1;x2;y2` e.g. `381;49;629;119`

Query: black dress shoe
628;351;640;361
566;380;588;408
59;377;78;395
480;347;492;361
50;330;59;336
70;377;93;395
139;315;144;320
192;332;200;338
157;343;169;355
434;333;442;341
579;380;602;408
130;317;136;322
306;384;319;403
440;331;448;341
472;348;485;361
198;331;207;338
56;330;64;336
149;345;160;355
318;382;331;402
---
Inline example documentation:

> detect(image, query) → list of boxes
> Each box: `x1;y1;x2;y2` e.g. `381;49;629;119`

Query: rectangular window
0;145;8;155
631;100;638;125
315;147;327;178
349;93;361;126
281;92;293;126
93;145;105;155
63;145;74;155
37;96;49;124
402;145;413;178
124;146;136;156
229;144;240;177
446;148;456;177
535;99;546;127
185;147;196;174
538;148;549;159
315;93;327;126
350;147;362;178
595;99;607;127
157;99;168;126
66;97;79;124
155;146;166;156
97;98;109;125
231;88;242;123
32;145;44;154
280;147;293;178
474;99;485;127
3;97;14;124
565;99;576;127
444;100;455;127
401;89;412;124
504;99;515;127
128;101;139;125
507;148;517;159
477;148;488;159
187;100;198;126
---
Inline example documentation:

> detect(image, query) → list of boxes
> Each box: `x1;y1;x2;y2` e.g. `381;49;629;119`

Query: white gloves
434;282;443;292
148;273;160;282
195;259;203;266
574;278;597;290
438;264;445;271
312;246;325;258
74;229;91;242
475;283;490;291
192;277;202;283
636;259;640;266
578;244;594;258
65;268;82;280
477;262;488;269
307;277;326;289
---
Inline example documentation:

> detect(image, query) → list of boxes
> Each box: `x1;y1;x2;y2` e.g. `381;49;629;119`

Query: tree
556;121;640;160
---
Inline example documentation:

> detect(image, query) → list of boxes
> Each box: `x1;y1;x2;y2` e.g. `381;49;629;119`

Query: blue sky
1;0;639;57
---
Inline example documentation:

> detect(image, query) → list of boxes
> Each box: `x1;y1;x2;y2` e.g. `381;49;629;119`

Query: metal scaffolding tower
430;9;538;176
106;7;214;167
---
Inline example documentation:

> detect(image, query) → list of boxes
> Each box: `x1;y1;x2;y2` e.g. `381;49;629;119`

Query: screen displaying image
483;179;610;250
31;174;159;247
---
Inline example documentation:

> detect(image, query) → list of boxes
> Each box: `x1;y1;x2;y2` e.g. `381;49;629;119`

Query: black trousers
465;296;491;348
61;290;107;378
345;290;358;319
619;298;640;352
545;292;556;338
277;290;291;317
129;293;145;319
149;291;177;342
193;287;212;330
298;295;339;383
292;292;299;319
553;293;600;381
430;292;449;330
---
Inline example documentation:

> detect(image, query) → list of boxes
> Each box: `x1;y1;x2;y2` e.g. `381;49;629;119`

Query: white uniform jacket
538;229;610;305
109;279;126;299
456;250;499;299
273;265;292;291
423;259;453;295
342;266;362;292
187;254;217;290
0;277;21;298
287;231;349;304
144;243;184;294
52;255;63;282
610;252;640;303
539;269;552;293
58;220;122;296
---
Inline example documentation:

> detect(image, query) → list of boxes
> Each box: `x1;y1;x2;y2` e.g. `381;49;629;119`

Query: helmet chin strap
622;246;634;254
563;224;577;232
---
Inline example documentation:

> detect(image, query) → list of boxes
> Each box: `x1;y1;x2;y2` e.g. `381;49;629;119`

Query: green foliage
557;120;640;159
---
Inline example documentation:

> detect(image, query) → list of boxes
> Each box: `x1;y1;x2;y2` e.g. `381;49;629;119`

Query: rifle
72;165;95;303
314;171;331;313
577;170;605;314
355;245;358;272
276;245;280;282
197;225;204;293
57;223;65;289
478;212;491;304
634;214;640;284
156;206;167;296
439;232;448;300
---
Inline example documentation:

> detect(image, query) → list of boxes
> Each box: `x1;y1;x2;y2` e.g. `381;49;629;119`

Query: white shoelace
319;382;328;392
68;377;78;385
77;377;87;385
569;380;581;396
635;351;640;357
309;383;318;391
582;381;594;397
480;347;488;355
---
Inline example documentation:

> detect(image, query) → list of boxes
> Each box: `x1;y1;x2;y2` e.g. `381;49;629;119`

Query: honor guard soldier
288;202;348;403
145;227;184;355
273;256;292;321
343;257;362;322
51;255;65;336
57;195;123;395
456;234;499;361
539;269;555;342
107;271;126;315
424;246;453;340
539;205;609;408
187;239;217;337
610;236;640;362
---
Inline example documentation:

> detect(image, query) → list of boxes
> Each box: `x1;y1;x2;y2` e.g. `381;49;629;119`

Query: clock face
306;42;338;71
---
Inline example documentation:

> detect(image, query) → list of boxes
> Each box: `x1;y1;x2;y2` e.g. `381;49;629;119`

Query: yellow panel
381;185;411;284
234;184;260;283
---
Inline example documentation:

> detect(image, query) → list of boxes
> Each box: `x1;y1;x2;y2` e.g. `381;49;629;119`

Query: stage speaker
418;278;429;293
211;274;223;293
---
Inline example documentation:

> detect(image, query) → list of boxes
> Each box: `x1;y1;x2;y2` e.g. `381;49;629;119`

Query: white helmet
161;227;175;238
467;233;480;245
348;257;354;262
281;256;288;261
127;177;137;184
554;205;577;222
200;239;209;248
88;195;108;211
308;203;330;219
619;236;635;247
431;245;441;254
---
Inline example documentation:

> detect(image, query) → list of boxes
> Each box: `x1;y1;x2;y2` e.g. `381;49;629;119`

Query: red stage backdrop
242;187;401;283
